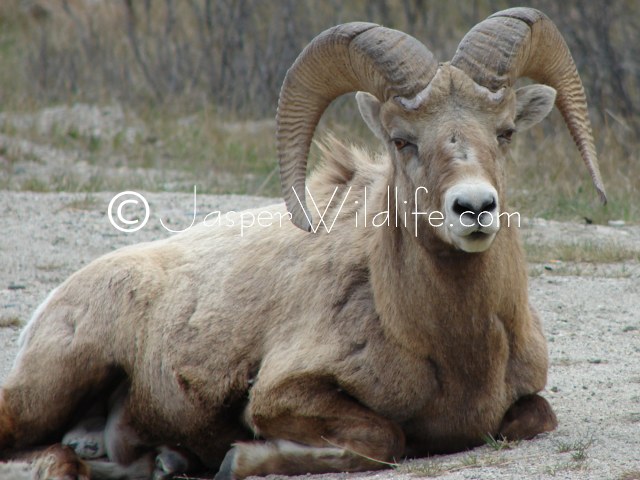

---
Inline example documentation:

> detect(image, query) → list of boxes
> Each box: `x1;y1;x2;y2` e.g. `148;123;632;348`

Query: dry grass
506;112;639;223
0;104;280;195
619;471;640;480
396;452;511;477
1;101;636;224
524;240;640;264
0;1;637;224
553;435;594;461
60;194;100;211
528;263;636;279
0;316;23;328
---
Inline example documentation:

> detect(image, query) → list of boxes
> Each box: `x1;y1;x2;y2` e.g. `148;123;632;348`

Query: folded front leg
215;376;405;479
499;394;558;440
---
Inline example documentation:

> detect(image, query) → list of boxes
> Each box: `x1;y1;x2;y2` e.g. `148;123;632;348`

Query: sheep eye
497;128;515;144
392;138;409;150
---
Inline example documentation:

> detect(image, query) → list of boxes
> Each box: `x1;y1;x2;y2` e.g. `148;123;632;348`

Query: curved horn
451;7;606;204
277;22;438;231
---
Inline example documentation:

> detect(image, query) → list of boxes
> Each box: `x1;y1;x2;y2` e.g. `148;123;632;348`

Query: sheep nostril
453;196;497;217
481;198;497;213
452;199;474;216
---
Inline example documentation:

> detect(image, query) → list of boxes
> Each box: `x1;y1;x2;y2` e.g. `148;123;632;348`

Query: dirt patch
0;190;638;479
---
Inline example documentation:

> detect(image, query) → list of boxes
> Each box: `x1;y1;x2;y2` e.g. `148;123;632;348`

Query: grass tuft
397;452;511;477
61;194;100;211
483;433;519;451
0;316;23;328
553;435;594;461
524;240;640;264
619;471;640;480
396;458;445;477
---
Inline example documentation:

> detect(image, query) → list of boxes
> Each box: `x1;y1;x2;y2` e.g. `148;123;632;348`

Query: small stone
608;220;625;227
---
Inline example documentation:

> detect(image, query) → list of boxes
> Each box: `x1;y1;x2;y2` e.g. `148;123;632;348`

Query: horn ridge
452;7;606;203
277;23;438;231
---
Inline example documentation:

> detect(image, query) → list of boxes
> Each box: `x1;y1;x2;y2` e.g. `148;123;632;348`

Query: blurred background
0;0;637;223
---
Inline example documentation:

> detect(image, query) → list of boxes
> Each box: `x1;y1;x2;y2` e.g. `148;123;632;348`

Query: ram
0;7;604;480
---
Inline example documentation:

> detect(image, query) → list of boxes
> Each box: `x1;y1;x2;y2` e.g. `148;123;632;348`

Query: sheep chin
451;230;497;253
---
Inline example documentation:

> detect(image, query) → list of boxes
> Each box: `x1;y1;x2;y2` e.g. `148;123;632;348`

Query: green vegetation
554;435;594;461
539;436;595;476
482;434;519;451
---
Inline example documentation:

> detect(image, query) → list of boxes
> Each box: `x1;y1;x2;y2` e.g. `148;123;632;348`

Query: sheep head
356;65;556;252
277;8;605;252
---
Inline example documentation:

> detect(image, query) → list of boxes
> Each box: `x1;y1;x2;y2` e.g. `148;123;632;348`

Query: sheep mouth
467;230;490;241
452;229;497;253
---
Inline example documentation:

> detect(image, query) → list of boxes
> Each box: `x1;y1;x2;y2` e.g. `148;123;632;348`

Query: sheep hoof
153;447;191;480
63;438;104;459
499;394;558;440
33;444;90;480
214;446;237;480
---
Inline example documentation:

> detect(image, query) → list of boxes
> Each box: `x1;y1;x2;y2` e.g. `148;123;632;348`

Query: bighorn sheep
0;7;604;479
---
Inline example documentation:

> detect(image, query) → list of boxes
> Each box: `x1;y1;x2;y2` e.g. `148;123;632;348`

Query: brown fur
0;66;558;478
0;391;15;449
0;444;91;480
499;394;559;440
33;445;91;480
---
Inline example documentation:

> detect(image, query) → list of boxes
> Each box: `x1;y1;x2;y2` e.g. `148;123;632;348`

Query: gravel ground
0;190;639;479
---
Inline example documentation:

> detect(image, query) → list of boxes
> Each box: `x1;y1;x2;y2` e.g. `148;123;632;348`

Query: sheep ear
356;92;388;141
514;85;557;131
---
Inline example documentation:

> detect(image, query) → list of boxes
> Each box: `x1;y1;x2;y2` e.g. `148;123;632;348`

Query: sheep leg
33;444;91;480
498;394;558;440
3;444;92;480
0;343;116;450
62;398;108;459
102;383;201;479
216;377;405;479
153;446;201;479
0;390;15;450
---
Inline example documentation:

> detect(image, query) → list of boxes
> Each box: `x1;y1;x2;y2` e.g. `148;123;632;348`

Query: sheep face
357;64;556;253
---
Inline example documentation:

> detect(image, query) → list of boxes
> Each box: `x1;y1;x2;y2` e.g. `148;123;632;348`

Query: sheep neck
369;209;527;358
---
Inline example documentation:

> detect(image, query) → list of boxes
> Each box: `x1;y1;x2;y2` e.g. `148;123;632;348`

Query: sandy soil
0;189;638;480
